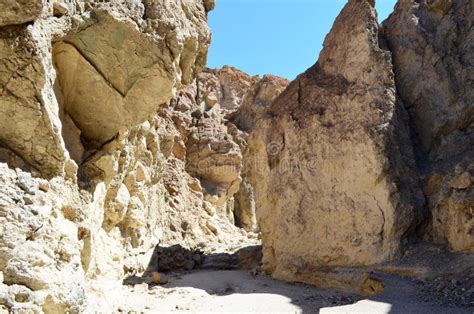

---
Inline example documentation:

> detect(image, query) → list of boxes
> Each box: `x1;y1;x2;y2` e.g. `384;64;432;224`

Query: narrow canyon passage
0;0;472;312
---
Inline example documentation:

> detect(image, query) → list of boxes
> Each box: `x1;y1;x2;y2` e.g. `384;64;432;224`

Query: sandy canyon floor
85;243;473;313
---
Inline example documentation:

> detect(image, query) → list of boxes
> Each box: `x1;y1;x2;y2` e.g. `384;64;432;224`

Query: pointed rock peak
317;0;388;83
350;0;375;7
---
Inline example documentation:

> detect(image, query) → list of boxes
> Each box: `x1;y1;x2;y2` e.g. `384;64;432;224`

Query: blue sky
208;0;398;80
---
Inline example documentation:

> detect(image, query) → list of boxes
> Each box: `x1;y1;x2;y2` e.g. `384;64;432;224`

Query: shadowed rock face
384;0;474;252
249;0;425;281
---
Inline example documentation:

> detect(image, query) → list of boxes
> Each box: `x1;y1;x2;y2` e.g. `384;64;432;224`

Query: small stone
23;195;33;205
450;172;471;190
38;181;49;192
16;171;37;194
151;272;168;285
53;2;69;17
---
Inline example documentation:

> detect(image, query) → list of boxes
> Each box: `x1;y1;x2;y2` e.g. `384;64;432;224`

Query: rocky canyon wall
0;0;266;311
247;0;472;291
249;0;425;277
384;0;473;252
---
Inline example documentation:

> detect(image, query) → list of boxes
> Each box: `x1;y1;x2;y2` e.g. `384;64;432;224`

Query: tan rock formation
384;0;474;252
192;67;289;231
0;23;70;178
0;164;88;311
1;0;213;177
211;66;260;112
54;0;212;146
187;67;288;231
249;0;425;286
229;75;289;231
0;79;258;311
186;115;242;209
0;1;261;311
0;0;43;26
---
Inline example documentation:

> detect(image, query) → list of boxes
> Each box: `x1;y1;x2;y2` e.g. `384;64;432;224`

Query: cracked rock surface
248;0;425;281
384;0;474;252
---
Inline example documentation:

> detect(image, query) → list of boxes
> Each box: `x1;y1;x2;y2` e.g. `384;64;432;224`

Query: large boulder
54;0;213;147
0;0;213;178
249;0;425;287
384;0;474;252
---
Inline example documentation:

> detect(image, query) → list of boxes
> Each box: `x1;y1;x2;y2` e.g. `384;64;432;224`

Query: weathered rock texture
188;66;289;232
228;73;289;231
0;1;263;312
0;0;43;26
249;0;425;285
384;0;474;252
0;0;213;178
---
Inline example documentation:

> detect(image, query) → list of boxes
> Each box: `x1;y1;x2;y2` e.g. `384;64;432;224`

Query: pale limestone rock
229;75;289;232
0;164;87;312
103;183;131;232
0;24;69;178
384;0;474;252
1;0;213;178
5;0;472;309
53;0;212;146
249;0;425;288
186;116;242;208
0;1;258;311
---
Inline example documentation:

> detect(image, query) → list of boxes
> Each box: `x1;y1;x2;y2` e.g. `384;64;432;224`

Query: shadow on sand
122;244;472;313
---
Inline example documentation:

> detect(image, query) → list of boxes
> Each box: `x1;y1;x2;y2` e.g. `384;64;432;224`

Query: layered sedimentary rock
188;66;289;231
193;66;289;231
249;0;425;286
384;0;473;252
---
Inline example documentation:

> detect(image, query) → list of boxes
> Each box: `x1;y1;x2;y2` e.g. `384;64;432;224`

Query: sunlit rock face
0;1;260;312
249;0;425;282
384;0;474;252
